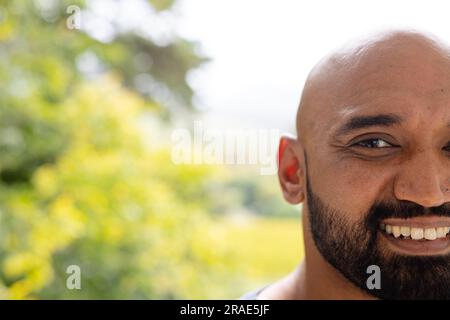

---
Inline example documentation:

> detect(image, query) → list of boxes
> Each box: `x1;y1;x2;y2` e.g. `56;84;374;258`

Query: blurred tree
0;0;205;184
0;0;238;299
0;0;299;299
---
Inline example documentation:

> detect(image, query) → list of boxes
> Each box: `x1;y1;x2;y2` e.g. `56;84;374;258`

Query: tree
0;0;237;299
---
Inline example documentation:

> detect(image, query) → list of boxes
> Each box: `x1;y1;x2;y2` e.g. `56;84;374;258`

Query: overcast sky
175;0;450;133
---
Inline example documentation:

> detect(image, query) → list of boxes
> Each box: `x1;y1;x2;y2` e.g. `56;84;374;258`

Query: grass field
221;215;304;296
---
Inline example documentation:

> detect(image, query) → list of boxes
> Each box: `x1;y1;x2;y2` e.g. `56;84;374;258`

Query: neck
259;223;377;299
289;215;377;299
291;253;376;300
257;247;376;299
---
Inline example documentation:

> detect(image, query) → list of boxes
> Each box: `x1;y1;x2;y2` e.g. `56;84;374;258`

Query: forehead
324;93;450;143
298;34;450;144
322;56;450;137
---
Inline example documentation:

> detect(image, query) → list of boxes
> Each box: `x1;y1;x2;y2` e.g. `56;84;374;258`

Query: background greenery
0;0;303;299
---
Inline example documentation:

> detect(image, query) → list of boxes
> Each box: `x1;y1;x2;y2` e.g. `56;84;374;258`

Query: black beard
305;161;450;299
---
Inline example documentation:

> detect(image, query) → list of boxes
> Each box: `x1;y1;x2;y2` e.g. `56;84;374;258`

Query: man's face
307;166;450;299
302;41;450;299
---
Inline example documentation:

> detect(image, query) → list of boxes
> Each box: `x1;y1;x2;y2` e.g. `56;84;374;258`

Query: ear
277;136;305;204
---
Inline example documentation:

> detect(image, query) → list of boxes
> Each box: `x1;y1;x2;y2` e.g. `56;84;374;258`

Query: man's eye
354;138;394;148
443;144;450;152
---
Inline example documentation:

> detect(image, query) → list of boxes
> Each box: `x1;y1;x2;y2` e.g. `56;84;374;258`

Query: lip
380;230;450;256
379;215;450;255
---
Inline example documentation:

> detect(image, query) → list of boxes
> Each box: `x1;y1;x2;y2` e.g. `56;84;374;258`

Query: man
243;30;450;299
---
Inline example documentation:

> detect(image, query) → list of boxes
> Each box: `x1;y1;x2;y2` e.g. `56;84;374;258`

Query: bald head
296;30;450;145
277;29;450;300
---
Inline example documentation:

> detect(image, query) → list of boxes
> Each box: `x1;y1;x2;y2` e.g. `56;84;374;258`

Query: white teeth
382;223;450;240
385;225;392;234
424;228;437;240
392;226;401;238
436;227;446;238
411;228;424;240
400;226;411;237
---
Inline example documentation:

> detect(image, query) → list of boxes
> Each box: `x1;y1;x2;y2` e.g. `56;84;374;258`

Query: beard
305;167;450;299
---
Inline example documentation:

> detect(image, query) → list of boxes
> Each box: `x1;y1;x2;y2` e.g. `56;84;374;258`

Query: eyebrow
334;113;404;137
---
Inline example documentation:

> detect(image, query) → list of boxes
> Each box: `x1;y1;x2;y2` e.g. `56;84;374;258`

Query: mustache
366;200;450;228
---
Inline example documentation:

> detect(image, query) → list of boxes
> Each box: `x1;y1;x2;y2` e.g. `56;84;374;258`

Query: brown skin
261;30;450;299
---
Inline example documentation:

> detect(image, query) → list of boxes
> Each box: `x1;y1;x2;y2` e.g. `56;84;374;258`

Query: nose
393;151;450;208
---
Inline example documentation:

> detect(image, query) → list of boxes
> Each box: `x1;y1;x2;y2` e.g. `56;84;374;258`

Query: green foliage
223;216;303;282
148;0;176;11
0;0;303;299
206;167;300;218
0;77;230;299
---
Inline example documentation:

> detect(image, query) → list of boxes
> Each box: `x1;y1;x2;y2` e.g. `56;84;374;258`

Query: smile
378;216;450;255
380;224;450;240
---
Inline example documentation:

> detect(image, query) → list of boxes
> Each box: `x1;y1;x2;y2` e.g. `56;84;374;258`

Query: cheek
310;156;392;220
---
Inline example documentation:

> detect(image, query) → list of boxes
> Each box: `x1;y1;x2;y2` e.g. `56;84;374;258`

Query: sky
175;0;450;133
